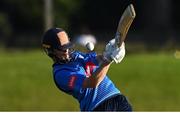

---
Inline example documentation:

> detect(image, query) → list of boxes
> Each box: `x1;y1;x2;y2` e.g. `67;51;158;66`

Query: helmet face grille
57;49;75;64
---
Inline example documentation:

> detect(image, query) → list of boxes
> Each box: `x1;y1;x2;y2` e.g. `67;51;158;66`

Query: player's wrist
100;55;112;66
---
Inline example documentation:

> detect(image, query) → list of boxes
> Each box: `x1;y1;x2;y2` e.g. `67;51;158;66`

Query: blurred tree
0;12;12;38
4;0;44;33
0;0;84;47
69;0;132;41
54;0;83;30
139;0;173;48
44;0;53;31
0;0;44;47
0;0;179;48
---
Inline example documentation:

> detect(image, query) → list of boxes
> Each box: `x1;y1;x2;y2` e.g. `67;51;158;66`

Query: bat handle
115;32;121;47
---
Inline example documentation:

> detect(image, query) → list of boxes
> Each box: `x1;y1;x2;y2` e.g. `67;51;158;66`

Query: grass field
0;49;180;111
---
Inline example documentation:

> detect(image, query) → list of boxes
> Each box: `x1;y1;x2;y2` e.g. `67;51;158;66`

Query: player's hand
111;42;125;63
103;38;125;63
103;38;117;63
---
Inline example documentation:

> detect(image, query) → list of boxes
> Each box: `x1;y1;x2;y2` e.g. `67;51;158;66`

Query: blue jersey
53;51;120;111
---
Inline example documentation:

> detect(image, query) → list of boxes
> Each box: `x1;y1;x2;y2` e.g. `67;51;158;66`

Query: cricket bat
115;4;136;47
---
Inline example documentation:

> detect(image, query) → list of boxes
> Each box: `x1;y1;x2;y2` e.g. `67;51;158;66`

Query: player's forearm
92;58;111;86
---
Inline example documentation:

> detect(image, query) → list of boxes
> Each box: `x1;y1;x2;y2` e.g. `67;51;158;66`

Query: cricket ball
86;42;94;51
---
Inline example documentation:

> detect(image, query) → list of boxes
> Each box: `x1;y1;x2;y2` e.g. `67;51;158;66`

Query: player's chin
62;55;70;61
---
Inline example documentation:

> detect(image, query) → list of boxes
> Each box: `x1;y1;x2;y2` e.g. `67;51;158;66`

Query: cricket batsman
41;28;132;111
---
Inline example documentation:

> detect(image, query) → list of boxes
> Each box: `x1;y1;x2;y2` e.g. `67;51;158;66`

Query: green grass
0;50;180;111
109;53;180;111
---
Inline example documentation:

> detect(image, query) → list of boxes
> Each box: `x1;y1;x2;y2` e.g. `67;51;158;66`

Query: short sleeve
54;68;86;93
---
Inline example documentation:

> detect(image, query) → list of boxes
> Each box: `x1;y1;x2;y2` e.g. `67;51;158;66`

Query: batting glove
103;39;118;62
110;42;125;63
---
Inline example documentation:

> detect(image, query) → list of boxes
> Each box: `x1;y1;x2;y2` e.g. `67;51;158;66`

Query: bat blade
115;4;136;47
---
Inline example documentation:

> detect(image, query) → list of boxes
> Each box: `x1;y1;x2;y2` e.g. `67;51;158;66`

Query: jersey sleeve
53;68;86;94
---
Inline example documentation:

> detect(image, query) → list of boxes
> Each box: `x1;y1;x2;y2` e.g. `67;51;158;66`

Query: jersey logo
68;75;77;89
85;62;96;77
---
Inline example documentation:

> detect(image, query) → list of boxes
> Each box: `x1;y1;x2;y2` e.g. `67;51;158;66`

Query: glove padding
111;42;125;63
103;38;125;63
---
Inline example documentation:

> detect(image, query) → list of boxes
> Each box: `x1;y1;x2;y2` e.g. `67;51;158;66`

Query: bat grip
115;32;121;47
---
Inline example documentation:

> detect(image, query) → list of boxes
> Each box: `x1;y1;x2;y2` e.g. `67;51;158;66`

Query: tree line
0;0;179;48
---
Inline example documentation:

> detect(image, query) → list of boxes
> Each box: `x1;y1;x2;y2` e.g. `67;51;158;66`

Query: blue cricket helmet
42;28;73;50
42;28;73;58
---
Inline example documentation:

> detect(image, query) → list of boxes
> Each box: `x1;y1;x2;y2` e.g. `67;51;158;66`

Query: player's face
55;31;70;61
54;49;70;61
